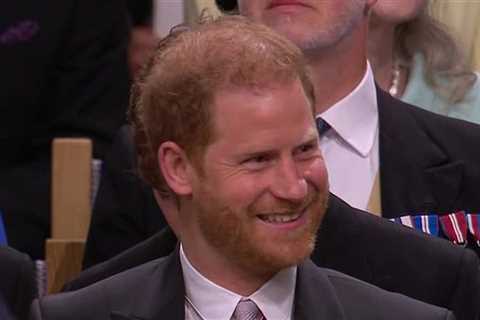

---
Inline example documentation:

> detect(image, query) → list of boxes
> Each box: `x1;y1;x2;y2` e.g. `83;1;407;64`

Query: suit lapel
377;87;464;217
111;246;185;320
294;260;346;320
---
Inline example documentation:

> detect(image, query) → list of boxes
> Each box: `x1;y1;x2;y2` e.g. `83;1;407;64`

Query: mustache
250;187;320;216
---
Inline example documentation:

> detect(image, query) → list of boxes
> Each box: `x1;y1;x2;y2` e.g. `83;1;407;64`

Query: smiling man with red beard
177;82;328;290
31;16;454;320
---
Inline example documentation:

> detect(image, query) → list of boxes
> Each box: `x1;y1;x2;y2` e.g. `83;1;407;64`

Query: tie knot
231;298;265;320
316;117;331;136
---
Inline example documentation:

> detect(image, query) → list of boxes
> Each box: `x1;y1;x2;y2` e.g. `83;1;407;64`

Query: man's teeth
260;212;301;223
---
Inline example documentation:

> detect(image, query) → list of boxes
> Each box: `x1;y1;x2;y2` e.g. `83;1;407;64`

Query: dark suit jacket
38;249;454;319
68;195;480;320
0;246;37;320
0;0;130;259
377;87;480;217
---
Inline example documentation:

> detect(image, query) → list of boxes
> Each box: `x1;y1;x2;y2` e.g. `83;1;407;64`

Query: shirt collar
250;267;296;320
319;62;378;157
180;244;296;320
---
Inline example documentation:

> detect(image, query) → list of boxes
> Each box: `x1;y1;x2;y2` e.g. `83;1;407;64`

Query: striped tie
231;298;265;320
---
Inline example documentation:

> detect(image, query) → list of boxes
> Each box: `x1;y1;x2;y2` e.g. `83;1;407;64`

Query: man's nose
270;158;308;202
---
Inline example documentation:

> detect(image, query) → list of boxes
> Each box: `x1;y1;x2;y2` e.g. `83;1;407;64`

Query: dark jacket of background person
0;246;36;320
83;125;166;269
0;0;130;259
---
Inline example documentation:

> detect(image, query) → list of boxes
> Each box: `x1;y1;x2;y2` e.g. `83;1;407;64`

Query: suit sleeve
29;300;42;320
43;0;130;159
449;248;480;320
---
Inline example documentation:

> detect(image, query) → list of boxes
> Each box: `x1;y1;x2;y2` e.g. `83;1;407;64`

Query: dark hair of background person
127;0;153;26
215;0;237;12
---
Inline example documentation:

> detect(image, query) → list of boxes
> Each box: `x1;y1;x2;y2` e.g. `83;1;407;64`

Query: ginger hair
128;15;315;196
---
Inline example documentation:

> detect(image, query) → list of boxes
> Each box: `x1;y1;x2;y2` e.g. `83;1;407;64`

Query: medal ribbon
439;211;468;245
411;214;439;236
467;213;480;246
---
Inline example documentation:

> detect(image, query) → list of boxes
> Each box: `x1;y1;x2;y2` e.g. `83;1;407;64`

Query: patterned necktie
231;298;266;320
316;117;331;136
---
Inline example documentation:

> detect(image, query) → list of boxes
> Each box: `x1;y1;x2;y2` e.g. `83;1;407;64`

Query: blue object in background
0;210;7;245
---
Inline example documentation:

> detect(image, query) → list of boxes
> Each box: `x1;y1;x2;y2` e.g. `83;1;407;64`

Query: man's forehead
215;122;318;158
208;80;316;145
212;80;315;116
212;81;309;112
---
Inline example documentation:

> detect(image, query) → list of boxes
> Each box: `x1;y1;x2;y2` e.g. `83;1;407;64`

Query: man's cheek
304;158;329;191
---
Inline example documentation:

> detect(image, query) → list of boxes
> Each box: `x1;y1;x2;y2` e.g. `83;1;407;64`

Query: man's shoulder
34;257;170;319
0;246;36;319
405;98;480;134
379;87;480;149
317;196;480;301
322;195;471;262
0;246;31;272
66;228;177;291
320;267;454;319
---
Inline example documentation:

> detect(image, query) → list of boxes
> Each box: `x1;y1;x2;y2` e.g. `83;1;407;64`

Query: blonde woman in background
431;0;480;70
368;0;480;124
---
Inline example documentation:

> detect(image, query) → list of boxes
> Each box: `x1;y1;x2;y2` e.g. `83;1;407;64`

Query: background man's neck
367;20;396;94
306;26;370;114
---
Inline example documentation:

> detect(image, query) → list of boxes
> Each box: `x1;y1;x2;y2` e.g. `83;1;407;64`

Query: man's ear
157;142;194;196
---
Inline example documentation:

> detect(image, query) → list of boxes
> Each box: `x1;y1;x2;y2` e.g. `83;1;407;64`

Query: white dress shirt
180;244;296;320
318;63;379;210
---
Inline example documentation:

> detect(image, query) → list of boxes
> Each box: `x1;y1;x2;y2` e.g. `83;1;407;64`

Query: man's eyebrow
236;133;319;158
301;129;319;143
237;149;277;160
299;135;318;145
294;135;319;150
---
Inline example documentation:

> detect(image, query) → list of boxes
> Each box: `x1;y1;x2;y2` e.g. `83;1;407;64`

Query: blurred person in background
0;0;130;259
430;0;480;70
0;245;36;320
368;0;480;123
126;0;158;78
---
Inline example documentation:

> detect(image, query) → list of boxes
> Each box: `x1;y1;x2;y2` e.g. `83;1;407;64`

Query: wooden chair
45;138;93;294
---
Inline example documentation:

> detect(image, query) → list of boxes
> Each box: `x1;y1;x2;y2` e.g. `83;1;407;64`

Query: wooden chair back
46;138;92;294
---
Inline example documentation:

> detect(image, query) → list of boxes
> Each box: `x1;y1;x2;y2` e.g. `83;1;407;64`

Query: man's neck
181;240;275;297
367;19;396;93
306;25;370;115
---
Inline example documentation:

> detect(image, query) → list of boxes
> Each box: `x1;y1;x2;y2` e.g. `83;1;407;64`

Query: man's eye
294;142;318;159
299;144;314;152
242;155;272;170
251;155;269;162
